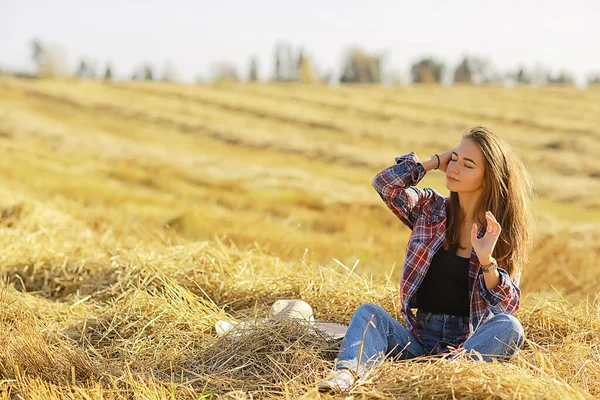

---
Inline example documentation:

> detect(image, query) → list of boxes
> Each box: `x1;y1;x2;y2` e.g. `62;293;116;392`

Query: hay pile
0;193;599;399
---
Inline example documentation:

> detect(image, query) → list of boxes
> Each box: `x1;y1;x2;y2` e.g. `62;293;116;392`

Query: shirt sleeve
478;266;521;314
372;152;437;230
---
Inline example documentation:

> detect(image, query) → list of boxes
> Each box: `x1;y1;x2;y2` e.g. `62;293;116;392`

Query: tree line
6;38;600;87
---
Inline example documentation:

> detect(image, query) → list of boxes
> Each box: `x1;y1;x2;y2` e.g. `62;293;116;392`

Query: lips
447;176;460;182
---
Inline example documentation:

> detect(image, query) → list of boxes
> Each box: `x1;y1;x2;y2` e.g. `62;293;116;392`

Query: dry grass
0;77;599;398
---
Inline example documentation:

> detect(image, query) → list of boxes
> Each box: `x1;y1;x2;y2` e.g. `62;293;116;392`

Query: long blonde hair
445;126;537;279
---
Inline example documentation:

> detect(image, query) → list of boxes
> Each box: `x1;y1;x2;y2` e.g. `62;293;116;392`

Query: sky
1;0;599;84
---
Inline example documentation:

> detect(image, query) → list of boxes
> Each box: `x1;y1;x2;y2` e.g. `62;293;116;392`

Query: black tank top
416;245;470;316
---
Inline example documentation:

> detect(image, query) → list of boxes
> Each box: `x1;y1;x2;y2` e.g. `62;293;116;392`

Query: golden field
0;77;599;399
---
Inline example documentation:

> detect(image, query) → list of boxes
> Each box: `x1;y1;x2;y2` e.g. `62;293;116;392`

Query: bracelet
480;257;498;273
434;154;440;170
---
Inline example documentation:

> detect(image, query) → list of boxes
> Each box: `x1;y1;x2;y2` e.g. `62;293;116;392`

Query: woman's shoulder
419;188;448;221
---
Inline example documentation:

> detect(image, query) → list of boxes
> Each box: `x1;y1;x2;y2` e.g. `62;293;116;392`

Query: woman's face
446;138;486;193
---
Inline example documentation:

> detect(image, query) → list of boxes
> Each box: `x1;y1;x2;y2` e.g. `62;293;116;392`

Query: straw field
0;77;599;398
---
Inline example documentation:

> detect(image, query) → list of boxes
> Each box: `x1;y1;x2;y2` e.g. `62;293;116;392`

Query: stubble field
0;77;599;398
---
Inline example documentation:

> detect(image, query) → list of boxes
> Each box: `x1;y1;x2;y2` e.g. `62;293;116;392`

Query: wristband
480;257;498;273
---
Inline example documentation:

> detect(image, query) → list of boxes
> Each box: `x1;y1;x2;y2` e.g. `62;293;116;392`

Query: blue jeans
335;303;525;375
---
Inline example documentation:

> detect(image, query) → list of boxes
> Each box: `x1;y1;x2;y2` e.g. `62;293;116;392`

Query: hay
191;319;338;395
1;79;600;399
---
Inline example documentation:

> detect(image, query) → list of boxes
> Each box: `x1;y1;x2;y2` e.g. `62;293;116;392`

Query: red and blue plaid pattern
372;152;522;354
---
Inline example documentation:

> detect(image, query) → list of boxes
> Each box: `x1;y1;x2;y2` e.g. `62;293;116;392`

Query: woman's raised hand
437;150;454;173
471;210;501;262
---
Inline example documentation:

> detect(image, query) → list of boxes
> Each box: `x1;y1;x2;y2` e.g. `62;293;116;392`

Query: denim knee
492;313;525;348
354;303;385;319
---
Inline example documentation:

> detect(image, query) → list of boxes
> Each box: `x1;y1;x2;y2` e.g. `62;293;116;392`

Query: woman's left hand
471;211;501;261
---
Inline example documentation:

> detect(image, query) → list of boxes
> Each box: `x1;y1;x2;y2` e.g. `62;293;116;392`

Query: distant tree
210;63;239;82
529;64;549;86
75;59;96;78
143;64;154;81
274;41;287;81
410;57;444;83
88;62;97;78
296;48;305;71
161;61;180;82
272;41;300;81
31;38;44;67
515;65;531;84
547;69;575;85
248;56;259;82
453;57;471;83
340;47;382;83
453;55;494;84
587;72;600;86
274;42;284;81
103;64;113;80
75;60;86;77
469;57;493;84
30;38;69;78
287;44;296;81
298;56;317;83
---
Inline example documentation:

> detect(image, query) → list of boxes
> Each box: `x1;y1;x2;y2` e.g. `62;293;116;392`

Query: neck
457;190;484;224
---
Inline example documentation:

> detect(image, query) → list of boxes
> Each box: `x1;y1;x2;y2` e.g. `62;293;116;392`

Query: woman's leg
460;313;525;362
335;303;427;375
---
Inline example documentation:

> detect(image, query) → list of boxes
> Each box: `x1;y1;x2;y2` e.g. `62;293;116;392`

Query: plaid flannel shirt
372;152;521;355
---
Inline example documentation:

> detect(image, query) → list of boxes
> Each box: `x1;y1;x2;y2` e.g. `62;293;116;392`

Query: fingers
485;211;501;234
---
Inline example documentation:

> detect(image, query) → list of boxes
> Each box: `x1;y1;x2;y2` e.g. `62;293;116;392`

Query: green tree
515;65;531;84
31;38;45;67
210;63;239;82
75;59;95;78
248;56;259;82
287;44;295;80
339;47;382;83
547;69;574;84
143;64;154;81
453;55;495;84
30;39;69;78
104;64;113;80
161;61;180;82
272;41;297;81
274;42;283;81
587;72;600;86
296;48;305;72
453;57;471;83
410;57;444;83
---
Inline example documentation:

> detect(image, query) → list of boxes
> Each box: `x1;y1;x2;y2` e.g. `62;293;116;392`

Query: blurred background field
1;77;600;399
2;78;600;297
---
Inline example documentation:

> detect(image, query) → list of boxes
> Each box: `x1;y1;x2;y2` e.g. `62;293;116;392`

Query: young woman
318;126;535;392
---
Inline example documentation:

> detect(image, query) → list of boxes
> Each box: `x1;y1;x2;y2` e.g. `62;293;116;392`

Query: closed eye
452;158;474;169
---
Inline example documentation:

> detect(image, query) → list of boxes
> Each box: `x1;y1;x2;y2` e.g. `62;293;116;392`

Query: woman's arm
372;152;443;230
478;267;522;314
420;153;445;172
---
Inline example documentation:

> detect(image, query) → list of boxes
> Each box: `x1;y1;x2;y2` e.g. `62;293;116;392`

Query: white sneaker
317;369;356;392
